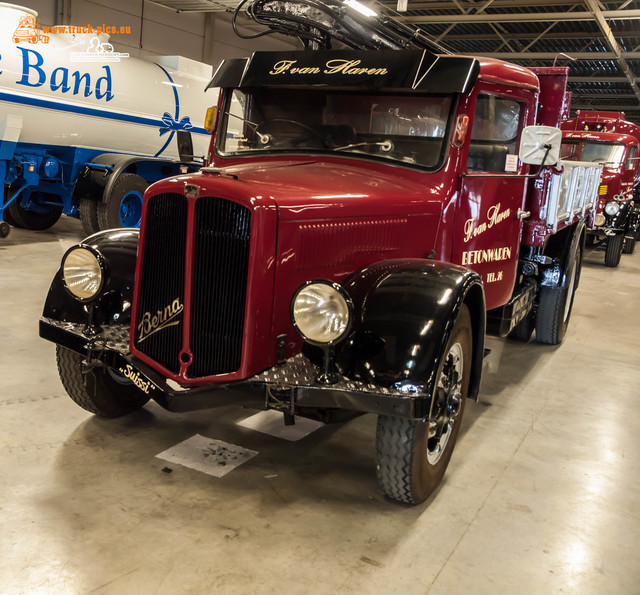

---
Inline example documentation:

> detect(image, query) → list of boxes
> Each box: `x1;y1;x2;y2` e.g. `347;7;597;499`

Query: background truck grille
134;193;252;378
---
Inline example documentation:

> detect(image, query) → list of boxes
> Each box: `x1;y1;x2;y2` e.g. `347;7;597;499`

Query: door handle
517;209;531;220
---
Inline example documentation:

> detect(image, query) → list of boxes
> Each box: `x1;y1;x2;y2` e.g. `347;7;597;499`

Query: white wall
15;0;298;69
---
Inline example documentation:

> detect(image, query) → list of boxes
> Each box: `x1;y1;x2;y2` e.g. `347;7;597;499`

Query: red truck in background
561;111;640;265
39;0;603;505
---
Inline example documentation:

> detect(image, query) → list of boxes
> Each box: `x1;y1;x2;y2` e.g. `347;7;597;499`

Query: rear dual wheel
536;243;581;345
5;193;62;230
97;173;146;230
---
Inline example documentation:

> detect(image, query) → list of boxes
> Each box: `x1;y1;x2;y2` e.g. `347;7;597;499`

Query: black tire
79;199;101;236
56;346;149;418
3;204;22;228
375;305;472;505
7;193;62;230
97;173;147;230
0;221;10;238
604;234;624;267
536;245;581;345
508;310;535;342
623;236;635;255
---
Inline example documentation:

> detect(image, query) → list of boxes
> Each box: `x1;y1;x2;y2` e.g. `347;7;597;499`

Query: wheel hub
427;342;464;465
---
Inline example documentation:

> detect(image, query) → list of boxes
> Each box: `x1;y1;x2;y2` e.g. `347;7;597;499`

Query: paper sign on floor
155;434;258;478
237;410;324;441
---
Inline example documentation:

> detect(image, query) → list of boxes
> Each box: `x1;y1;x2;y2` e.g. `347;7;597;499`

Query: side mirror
519;125;561;166
177;130;194;162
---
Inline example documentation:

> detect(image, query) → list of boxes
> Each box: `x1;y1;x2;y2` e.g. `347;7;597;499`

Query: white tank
0;3;214;159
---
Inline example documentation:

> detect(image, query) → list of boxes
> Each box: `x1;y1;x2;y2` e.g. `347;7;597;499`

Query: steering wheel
255;118;328;148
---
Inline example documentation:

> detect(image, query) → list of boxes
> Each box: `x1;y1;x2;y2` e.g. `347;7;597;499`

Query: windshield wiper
224;112;270;144
334;140;394;152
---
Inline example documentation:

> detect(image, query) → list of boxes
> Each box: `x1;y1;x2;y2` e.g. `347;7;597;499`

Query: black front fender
42;228;139;326
337;259;485;403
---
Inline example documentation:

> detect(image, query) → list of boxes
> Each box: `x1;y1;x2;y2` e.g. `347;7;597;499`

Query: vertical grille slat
134;194;188;373
191;197;251;377
134;193;251;379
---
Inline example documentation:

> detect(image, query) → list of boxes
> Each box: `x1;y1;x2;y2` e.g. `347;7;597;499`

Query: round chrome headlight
62;247;104;301
604;201;620;217
594;214;606;227
291;280;352;345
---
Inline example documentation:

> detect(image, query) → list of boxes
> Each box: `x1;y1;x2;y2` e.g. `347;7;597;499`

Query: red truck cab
40;50;602;504
561;112;640;263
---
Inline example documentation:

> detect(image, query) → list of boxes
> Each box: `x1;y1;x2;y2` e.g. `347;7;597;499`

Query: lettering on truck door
452;93;529;310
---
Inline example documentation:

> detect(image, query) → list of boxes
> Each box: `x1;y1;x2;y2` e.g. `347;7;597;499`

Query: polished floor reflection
1;218;639;594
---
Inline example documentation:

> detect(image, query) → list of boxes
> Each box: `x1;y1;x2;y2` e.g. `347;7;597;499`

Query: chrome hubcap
427;342;464;465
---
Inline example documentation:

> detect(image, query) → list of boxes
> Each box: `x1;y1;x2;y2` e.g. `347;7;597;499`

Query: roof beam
403;10;640;23
570;93;638;98
438;31;617;41
379;0;591;8
467;51;640;59
569;76;636;82
584;0;640;103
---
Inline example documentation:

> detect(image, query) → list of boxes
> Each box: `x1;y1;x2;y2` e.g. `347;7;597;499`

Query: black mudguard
337;259;485;403
72;153;180;203
610;201;633;233
42;228;139;326
542;219;586;290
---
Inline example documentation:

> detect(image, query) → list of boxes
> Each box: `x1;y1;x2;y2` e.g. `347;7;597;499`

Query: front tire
604;234;624;267
375;305;472;504
56;346;149;418
97;173;147;230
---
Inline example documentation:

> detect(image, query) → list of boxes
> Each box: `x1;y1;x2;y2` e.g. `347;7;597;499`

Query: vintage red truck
39;2;603;504
561;111;640;264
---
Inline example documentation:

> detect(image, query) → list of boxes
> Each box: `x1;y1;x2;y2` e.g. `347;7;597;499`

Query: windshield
217;88;454;169
561;140;626;169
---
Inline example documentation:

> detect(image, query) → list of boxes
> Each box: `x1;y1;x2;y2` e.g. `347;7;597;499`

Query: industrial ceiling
151;0;640;124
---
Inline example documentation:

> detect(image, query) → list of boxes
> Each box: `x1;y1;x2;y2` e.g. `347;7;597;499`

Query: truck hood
198;159;444;219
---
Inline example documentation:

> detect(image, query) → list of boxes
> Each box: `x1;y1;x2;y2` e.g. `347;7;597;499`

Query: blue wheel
118;189;144;227
97;173;147;230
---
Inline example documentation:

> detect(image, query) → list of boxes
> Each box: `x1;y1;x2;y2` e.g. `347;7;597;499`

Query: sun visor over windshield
207;50;479;94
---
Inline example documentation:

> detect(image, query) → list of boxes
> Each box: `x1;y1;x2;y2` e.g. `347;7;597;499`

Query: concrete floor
1;216;639;594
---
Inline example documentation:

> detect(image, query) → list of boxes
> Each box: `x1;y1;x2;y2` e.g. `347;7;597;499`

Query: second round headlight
604;201;620;217
291;281;352;345
62;247;104;301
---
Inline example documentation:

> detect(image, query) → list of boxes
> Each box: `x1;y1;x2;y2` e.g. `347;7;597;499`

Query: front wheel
375;305;471;505
604;234;624;267
97;173;147;230
56;346;149;417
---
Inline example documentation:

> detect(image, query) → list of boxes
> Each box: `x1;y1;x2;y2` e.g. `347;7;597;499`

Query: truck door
452;93;530;310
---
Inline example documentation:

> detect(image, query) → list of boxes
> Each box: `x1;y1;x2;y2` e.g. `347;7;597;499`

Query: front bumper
40;318;429;419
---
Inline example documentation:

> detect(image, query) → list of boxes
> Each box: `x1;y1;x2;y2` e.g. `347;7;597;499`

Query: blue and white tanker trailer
0;3;213;236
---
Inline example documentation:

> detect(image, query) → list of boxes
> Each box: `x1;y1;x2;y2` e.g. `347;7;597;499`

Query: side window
625;146;637;170
467;95;524;172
